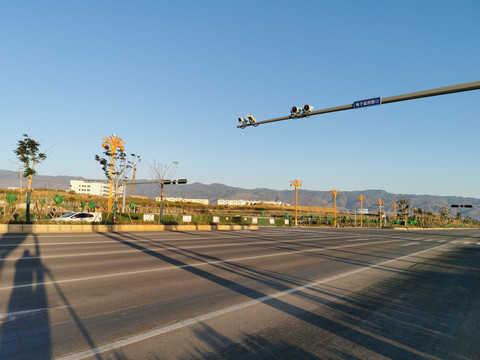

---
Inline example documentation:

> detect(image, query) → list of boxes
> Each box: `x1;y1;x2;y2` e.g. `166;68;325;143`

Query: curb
392;227;479;231
0;224;259;233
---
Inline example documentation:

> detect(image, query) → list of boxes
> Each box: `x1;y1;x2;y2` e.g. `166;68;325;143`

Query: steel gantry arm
237;80;480;128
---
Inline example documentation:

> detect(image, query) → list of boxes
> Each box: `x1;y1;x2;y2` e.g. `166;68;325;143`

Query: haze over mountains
1;170;479;219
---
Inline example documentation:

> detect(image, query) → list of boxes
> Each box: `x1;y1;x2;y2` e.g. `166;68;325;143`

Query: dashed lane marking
0;239;404;292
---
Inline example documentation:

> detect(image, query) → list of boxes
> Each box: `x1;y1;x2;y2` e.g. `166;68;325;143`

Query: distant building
261;201;290;206
218;199;256;206
70;180;124;197
217;199;289;206
156;197;209;205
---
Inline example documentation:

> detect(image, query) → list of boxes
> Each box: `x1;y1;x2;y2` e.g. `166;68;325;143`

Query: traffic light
451;204;473;208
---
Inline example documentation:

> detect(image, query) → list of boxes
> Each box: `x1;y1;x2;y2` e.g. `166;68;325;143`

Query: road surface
0;228;479;359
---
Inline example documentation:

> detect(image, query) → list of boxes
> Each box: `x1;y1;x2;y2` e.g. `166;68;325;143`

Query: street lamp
330;189;340;227
357;195;366;227
101;134;125;214
290;179;302;226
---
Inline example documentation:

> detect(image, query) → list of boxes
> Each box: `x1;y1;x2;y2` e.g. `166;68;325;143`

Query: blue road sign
353;97;381;109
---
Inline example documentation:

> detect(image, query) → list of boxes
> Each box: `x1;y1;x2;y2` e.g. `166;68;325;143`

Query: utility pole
290;179;302;226
357;195;366;227
18;169;23;194
330;189;340;227
131;164;137;196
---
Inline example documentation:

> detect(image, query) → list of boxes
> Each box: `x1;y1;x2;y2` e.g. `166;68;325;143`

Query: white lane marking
464;242;471;245
0;305;68;323
0;232;346;247
451;240;458;244
0;236;367;262
0;239;403;292
346;238;370;242
56;243;447;360
402;242;420;247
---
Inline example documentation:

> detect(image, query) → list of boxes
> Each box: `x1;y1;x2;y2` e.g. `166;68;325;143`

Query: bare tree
439;207;449;225
150;161;179;222
395;197;410;226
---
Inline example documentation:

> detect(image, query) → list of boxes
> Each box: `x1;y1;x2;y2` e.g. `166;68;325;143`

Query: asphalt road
0;228;479;359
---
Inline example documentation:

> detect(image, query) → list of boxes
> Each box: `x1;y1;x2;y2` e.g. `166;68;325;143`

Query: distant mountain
1;169;479;219
0;170;84;190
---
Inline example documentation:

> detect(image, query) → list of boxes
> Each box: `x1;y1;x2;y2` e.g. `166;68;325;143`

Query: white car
52;212;102;222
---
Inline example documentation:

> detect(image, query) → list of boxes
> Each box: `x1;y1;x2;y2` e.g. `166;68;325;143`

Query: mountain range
1;170;479;219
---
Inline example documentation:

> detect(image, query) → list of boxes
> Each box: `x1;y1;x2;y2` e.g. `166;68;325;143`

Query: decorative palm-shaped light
102;134;125;213
330;189;341;227
357;195;366;227
290;179;302;226
377;200;385;227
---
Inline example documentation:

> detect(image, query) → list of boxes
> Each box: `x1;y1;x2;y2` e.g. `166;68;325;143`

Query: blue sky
1;0;479;197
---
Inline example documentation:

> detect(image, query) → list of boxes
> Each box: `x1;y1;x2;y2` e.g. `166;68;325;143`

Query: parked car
51;212;102;222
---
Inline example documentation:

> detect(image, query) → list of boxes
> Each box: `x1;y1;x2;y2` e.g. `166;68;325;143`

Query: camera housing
303;104;314;113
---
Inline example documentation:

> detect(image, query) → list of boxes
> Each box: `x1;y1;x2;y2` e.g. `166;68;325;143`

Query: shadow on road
99;231;480;359
0;233;102;360
0;234;27;280
187;322;318;360
0;234;51;359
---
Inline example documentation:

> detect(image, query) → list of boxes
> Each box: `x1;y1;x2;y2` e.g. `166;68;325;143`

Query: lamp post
377;200;384;227
290;179;302;226
101;134;125;214
330;189;340;227
357;195;366;227
392;203;398;221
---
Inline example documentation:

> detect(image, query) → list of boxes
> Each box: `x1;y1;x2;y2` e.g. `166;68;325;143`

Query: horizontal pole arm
238;80;480;128
124;180;187;185
381;80;480;104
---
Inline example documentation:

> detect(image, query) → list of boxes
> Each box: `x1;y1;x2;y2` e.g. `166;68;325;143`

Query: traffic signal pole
237;80;480;128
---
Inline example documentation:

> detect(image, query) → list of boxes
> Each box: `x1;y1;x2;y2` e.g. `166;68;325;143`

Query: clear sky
1;0;479;198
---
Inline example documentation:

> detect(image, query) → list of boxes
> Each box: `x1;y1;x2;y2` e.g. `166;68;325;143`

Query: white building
70;180;124;197
156;197;209;205
218;199;256;206
217;199;290;206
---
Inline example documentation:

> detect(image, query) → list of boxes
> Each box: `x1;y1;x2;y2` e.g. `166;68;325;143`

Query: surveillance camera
238;117;248;128
247;114;256;124
303;104;313;112
290;106;301;114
